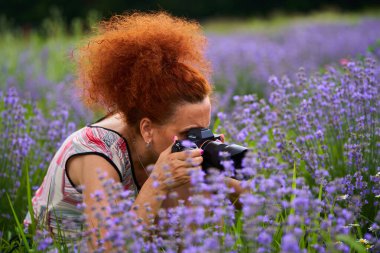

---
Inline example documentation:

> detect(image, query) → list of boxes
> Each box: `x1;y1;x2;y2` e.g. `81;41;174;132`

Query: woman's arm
69;155;122;251
71;155;168;251
68;144;203;250
225;177;246;209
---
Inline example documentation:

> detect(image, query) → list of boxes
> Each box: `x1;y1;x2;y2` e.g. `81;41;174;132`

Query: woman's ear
139;118;153;144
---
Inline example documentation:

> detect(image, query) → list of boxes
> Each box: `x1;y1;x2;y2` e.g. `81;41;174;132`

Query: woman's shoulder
76;126;137;191
54;125;136;188
69;125;129;155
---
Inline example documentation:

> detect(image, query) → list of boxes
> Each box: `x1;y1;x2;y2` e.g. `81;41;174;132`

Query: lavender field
0;13;379;252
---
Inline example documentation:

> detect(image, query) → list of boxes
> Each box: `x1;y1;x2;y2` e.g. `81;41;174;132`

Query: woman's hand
132;138;203;225
151;138;203;192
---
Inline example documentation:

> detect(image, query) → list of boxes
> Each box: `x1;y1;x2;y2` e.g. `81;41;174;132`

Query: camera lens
200;141;248;170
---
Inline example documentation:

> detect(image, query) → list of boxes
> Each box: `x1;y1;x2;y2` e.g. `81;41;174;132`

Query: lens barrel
201;141;248;170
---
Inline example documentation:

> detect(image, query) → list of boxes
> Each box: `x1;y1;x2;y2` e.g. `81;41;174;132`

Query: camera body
171;128;248;171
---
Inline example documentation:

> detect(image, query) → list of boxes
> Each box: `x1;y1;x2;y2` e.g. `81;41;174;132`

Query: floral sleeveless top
24;125;139;241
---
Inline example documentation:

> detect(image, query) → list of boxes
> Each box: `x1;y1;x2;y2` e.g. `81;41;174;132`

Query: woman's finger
185;156;203;166
169;156;203;169
170;148;203;161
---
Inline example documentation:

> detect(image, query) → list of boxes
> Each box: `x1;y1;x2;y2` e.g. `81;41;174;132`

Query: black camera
171;128;248;171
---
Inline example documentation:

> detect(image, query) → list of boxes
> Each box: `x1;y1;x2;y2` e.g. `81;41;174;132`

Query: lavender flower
217;56;379;252
0;87;76;231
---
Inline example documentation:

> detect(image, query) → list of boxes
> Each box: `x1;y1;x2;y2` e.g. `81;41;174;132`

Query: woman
24;12;243;250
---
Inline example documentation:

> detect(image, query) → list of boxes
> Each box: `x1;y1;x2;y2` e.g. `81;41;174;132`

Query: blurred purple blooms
0;87;76;230
207;19;380;111
1;45;93;124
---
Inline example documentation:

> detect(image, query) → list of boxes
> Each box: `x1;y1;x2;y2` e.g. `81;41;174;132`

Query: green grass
202;9;380;34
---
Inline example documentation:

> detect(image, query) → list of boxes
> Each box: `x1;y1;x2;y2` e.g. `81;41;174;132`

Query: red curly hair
76;12;212;130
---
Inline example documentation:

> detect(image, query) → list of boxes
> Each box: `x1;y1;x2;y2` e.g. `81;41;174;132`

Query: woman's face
151;96;211;157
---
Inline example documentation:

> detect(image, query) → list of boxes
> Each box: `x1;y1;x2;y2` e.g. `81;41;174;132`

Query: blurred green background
1;0;380;29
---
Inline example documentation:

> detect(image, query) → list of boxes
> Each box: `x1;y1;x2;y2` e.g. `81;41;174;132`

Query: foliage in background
1;0;380;27
208;18;380;110
1;13;380;119
0;10;99;125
